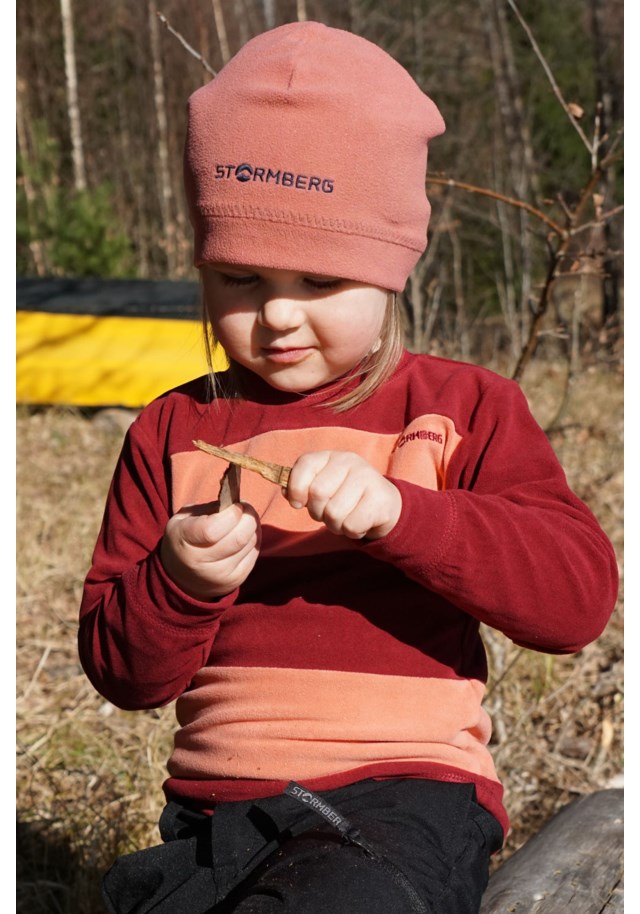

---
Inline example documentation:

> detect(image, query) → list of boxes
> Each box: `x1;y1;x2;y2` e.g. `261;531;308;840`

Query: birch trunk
148;0;177;274
262;0;276;30
211;0;230;65
479;0;536;353
59;0;86;191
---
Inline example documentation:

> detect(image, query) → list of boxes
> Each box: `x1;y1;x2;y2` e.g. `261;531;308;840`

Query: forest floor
16;355;623;914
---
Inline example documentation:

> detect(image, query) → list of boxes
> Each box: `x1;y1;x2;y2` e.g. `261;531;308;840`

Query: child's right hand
160;502;261;600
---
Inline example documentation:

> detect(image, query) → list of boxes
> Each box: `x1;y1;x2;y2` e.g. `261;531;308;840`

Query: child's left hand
285;451;402;540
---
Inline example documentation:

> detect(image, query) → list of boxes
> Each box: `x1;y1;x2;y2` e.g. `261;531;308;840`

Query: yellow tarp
16;310;228;408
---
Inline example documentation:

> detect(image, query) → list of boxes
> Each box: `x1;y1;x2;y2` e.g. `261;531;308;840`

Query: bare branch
211;0;230;65
156;10;217;77
506;0;592;155
600;131;624;164
426;175;565;237
592;101;603;171
568;205;624;238
510;164;609;382
555;193;573;222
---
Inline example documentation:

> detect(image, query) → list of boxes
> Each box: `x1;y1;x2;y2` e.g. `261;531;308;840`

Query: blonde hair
201;284;404;412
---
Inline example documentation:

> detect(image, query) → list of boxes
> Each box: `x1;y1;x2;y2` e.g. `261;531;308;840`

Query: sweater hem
162;760;508;841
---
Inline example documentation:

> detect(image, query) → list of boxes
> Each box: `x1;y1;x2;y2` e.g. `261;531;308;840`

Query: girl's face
202;264;388;393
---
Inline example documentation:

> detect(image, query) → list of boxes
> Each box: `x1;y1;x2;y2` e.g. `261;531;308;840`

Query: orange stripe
171;417;462;555
167;666;498;785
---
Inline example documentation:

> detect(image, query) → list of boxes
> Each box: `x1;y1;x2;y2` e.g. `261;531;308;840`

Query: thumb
171;503;241;547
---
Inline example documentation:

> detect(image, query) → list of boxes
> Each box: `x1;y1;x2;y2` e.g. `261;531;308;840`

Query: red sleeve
363;378;618;653
78;415;237;711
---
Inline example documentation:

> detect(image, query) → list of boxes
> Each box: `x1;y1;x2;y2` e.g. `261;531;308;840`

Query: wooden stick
216;463;241;510
193;440;291;488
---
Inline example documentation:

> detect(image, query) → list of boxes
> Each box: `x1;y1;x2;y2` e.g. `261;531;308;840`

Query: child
79;21;618;914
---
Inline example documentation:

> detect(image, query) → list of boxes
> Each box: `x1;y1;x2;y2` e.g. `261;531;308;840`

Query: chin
261;368;330;392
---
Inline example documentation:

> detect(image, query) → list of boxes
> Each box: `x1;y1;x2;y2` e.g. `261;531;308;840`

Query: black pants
102;779;503;914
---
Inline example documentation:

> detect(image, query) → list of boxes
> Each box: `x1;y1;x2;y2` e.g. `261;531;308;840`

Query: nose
257;296;305;331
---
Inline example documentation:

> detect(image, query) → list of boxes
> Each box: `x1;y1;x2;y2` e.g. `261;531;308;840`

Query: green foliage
17;120;135;278
49;183;134;277
510;0;602;196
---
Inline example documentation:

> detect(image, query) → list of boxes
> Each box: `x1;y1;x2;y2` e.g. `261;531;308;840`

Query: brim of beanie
193;218;422;293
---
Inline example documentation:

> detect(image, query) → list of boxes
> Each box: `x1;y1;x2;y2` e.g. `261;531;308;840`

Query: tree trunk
590;0;623;323
16;76;48;276
148;0;177;275
480;789;623;914
479;0;538;355
59;0;86;191
349;0;364;34
262;0;276;30
211;0;231;65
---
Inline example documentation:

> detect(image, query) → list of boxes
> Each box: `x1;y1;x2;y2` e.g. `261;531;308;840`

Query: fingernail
289;500;303;509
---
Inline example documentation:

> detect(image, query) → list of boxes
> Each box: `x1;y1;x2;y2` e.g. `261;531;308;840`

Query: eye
219;272;259;287
304;277;343;291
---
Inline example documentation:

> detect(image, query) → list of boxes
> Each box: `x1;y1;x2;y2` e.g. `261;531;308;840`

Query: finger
286;451;334;508
216;537;261;577
332;490;380;539
181;503;260;552
341;483;402;540
216;516;261;561
205;530;260;573
176;503;245;547
199;505;261;559
321;475;402;540
305;457;374;525
312;476;365;529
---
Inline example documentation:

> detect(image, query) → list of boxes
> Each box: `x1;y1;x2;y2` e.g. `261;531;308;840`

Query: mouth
262;346;314;364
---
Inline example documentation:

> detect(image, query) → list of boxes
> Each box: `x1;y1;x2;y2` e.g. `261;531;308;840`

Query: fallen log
480;789;623;914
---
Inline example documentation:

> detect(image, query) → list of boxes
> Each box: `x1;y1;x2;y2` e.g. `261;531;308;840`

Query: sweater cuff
360;478;456;572
122;547;239;631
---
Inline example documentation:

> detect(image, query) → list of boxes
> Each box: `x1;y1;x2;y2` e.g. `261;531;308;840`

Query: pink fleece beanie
184;21;445;293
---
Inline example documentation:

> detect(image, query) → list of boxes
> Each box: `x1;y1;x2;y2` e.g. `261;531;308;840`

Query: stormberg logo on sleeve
396;429;444;448
215;163;334;193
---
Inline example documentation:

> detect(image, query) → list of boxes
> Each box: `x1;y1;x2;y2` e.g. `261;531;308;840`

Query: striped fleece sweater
78;351;618;838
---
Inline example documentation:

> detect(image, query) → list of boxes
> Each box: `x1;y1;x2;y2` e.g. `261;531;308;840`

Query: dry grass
16;359;623;913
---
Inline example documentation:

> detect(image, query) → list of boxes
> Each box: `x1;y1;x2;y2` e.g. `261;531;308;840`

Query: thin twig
592;101;603;172
555;193;573;222
193;440;291;488
511;162;609;382
19;645;52;703
156;11;217;77
568;205;624;237
211;0;230;64
426;176;565;237
486;647;526;700
506;0;592;155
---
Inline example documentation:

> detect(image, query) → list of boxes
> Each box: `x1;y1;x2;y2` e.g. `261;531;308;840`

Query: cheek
324;299;386;354
209;310;251;351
